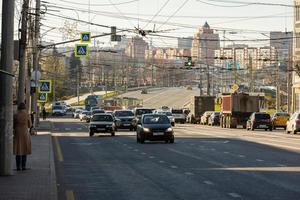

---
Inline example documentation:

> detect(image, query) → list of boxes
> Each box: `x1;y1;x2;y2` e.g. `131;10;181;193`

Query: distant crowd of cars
199;110;297;134
71;106;180;143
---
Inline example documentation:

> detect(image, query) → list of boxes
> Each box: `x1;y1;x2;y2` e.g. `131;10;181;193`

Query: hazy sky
4;0;294;48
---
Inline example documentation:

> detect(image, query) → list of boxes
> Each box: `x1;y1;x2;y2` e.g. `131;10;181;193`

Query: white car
73;109;83;119
154;110;175;126
286;112;300;134
79;111;91;121
52;105;66;116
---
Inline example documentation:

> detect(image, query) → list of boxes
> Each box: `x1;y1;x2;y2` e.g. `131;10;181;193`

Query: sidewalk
0;120;57;200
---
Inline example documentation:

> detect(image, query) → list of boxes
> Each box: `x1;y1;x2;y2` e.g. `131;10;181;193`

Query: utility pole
233;48;238;84
249;55;254;92
17;0;29;105
0;0;15;176
32;0;41;128
287;46;293;113
276;63;281;112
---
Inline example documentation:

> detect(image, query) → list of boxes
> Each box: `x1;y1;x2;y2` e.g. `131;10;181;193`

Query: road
50;116;300;200
118;87;199;109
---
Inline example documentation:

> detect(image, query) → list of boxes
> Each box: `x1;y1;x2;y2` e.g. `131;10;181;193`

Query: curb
49;135;58;200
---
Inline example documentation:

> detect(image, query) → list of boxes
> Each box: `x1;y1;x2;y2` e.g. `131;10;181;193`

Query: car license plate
123;124;130;126
259;125;267;128
97;128;105;131
153;132;164;136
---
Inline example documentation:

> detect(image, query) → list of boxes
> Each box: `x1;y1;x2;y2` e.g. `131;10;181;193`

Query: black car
114;110;135;131
208;112;220;126
246;112;272;131
86;109;105;122
136;114;174;144
132;108;154;130
89;114;116;137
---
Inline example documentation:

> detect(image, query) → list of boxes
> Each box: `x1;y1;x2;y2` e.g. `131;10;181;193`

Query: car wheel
284;127;286;130
264;128;268;131
170;137;174;144
251;125;254;131
165;139;169;143
136;135;140;143
140;136;145;144
111;132;115;136
273;126;276;130
269;128;273;131
286;129;290;134
89;131;94;137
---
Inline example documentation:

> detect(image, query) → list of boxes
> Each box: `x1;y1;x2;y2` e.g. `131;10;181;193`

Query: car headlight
166;127;173;132
143;128;150;132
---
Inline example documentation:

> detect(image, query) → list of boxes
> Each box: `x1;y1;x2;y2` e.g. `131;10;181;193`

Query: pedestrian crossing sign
38;80;52;93
38;93;48;103
80;32;91;43
75;44;89;57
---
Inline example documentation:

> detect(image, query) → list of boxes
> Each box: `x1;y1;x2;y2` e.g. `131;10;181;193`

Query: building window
296;6;300;22
296;33;300;49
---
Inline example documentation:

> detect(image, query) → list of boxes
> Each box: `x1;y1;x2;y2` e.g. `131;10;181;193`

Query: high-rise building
293;0;300;112
191;22;220;65
270;31;293;62
125;36;148;65
178;37;193;49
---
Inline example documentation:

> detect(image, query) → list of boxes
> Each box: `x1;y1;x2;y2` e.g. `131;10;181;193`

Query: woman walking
13;103;32;171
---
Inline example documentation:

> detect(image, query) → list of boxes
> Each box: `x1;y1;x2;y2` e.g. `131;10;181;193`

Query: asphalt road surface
51;117;300;200
118;87;199;109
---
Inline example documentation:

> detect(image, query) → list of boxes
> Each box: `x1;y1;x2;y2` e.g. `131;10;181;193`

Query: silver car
154;110;175;126
286;112;300;134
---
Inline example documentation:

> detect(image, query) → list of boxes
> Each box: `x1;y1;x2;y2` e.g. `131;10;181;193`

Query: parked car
73;109;83;119
79;111;91;121
89;113;116;137
52;105;66;116
114;110;135;131
246;112;272;131
200;111;213;125
136;114;174;144
271;112;289;130
208;112;220;126
154;110;175;126
286;112;300;134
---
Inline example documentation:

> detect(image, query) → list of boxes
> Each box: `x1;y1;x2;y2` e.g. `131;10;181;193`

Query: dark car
89;114;116;137
136;114;174;144
114;110;135;131
208;112;220;126
86;109;105;122
246;112;272;131
132;108;154;130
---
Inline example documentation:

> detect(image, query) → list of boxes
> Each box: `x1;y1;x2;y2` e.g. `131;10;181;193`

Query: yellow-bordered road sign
75;44;89;57
38;93;48;103
38;80;52;93
80;32;91;43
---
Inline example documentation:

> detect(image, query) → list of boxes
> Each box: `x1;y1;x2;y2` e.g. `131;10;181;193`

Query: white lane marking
223;151;229;154
210;148;216;151
123;144;127;146
184;172;194;175
256;159;264;162
134;149;139;152
141;152;146;155
159;160;165;163
65;128;71;131
228;192;242;198
170;165;178;169
149;156;155;159
190;143;195;146
203;180;214;185
238;154;246;158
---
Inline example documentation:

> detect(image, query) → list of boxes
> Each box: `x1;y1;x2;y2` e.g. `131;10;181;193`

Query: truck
220;93;262;128
188;96;215;124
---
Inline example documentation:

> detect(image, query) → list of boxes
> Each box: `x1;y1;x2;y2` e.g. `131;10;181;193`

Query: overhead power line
55;0;138;6
196;0;293;8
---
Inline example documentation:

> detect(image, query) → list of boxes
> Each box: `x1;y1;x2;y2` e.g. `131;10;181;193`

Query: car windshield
92;110;105;114
114;111;134;117
158;112;172;116
172;109;183;114
136;109;153;115
255;113;270;119
143;115;170;124
53;106;63;110
275;112;289;117
92;115;113;122
214;112;220;116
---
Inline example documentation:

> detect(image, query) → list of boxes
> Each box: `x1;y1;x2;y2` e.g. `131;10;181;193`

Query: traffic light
185;57;194;67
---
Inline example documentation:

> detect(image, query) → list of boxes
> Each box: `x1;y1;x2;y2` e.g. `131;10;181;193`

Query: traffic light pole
0;0;15;176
